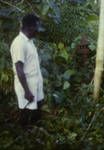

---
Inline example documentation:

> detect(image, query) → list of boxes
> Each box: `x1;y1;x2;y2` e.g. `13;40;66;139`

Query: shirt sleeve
11;39;26;64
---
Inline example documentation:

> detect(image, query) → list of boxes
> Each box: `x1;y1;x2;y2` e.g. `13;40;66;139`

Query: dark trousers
19;101;43;127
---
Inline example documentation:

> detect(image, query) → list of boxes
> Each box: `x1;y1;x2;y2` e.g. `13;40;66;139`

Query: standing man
10;14;44;126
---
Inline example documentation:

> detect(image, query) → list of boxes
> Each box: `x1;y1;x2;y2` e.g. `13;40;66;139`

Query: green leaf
63;81;70;90
71;42;76;49
59;49;69;61
58;42;64;50
68;132;77;141
63;69;75;80
87;14;98;22
41;104;51;113
88;43;96;51
42;4;50;15
1;73;9;82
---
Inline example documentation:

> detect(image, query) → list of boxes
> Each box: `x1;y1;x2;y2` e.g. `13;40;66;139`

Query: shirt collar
19;31;30;41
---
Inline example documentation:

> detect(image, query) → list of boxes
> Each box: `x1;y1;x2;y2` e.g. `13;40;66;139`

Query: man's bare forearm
15;61;29;92
15;61;34;102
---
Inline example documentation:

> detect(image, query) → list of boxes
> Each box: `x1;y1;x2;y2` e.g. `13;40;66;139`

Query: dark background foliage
1;0;104;150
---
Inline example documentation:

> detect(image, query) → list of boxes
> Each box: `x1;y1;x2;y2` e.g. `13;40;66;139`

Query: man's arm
15;61;34;102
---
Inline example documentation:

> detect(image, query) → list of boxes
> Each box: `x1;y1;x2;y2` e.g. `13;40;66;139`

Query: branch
0;0;24;13
80;111;98;142
26;1;35;13
80;106;104;142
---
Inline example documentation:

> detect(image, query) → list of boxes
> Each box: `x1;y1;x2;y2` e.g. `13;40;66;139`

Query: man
10;14;44;126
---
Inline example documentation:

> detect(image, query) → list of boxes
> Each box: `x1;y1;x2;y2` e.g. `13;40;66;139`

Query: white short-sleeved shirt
10;32;44;110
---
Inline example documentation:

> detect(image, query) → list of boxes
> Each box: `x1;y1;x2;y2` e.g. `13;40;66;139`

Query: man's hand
24;90;34;102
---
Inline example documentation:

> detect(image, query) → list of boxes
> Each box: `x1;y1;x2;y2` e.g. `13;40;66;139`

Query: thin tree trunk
94;0;104;99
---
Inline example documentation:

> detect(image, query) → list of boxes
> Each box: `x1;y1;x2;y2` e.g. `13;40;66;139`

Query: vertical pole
94;0;104;99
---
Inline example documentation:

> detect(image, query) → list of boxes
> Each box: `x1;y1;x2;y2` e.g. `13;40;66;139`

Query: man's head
21;13;42;38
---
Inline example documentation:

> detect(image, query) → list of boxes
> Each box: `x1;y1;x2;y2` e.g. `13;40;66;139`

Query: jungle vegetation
0;0;104;150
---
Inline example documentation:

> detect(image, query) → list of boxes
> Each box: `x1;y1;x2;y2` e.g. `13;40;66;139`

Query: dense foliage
1;0;104;150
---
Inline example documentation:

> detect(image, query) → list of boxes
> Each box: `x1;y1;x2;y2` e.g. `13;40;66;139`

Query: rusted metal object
76;35;89;66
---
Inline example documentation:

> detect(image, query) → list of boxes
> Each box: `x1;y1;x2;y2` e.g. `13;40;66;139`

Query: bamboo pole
94;0;104;99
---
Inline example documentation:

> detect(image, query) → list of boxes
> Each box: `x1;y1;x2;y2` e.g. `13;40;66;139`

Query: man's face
28;26;37;38
28;21;44;38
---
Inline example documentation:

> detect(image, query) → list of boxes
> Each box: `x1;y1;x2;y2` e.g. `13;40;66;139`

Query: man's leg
30;100;44;124
19;109;31;127
38;100;44;110
37;100;44;120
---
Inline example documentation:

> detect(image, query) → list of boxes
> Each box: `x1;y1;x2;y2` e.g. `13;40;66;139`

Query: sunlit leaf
63;81;70;90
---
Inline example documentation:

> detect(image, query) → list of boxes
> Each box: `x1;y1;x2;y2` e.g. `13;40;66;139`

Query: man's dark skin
15;26;37;103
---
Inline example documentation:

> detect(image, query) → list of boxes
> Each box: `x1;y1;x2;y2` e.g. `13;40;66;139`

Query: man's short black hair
22;13;39;29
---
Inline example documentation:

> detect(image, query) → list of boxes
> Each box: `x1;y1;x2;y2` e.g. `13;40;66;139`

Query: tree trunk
94;0;104;99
